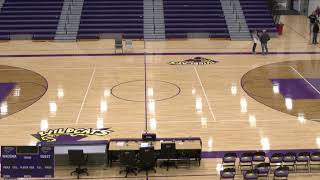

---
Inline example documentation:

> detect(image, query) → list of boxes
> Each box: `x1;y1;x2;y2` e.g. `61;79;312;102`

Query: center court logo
32;127;113;142
168;57;218;65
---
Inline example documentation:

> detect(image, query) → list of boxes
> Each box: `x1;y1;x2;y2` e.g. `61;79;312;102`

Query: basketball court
0;16;320;179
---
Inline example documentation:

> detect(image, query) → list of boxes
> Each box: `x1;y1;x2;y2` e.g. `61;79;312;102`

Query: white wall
308;0;320;15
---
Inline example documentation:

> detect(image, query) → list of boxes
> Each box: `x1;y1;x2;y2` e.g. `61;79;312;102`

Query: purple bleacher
0;0;63;40
239;0;277;33
163;0;229;38
77;0;144;39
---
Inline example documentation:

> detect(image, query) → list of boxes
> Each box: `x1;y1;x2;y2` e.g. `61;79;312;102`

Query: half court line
193;66;216;122
75;66;96;124
289;65;320;95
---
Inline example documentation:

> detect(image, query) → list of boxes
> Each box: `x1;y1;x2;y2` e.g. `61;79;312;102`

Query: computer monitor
140;142;151;148
142;133;156;141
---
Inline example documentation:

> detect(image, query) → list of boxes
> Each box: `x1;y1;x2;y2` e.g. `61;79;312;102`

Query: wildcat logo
40;146;52;154
33;128;113;142
168;57;218;65
2;147;15;154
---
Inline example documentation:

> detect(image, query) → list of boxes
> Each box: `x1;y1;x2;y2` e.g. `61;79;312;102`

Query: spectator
309;12;317;33
259;30;270;55
252;30;259;54
312;21;319;45
316;6;320;17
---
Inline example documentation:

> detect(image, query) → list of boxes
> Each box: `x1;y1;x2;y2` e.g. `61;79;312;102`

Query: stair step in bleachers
0;0;63;40
163;0;229;38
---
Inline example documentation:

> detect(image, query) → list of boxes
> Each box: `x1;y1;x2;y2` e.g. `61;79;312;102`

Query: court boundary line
193;66;216;122
75;66;96;124
1;51;320;58
0;118;302;127
289;65;320;95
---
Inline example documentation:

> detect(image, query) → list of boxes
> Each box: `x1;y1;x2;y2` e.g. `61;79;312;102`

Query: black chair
159;142;177;171
252;152;266;167
310;151;320;171
270;153;284;171
273;166;289;180
222;153;237;168
282;152;296;171
68;150;89;179
295;152;310;172
243;169;259;180
239;152;253;171
176;150;191;168
119;150;138;177
138;146;157;175
220;168;236;180
255;162;270;179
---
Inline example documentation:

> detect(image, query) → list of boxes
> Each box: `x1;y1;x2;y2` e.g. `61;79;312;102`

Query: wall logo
32;127;113;142
168;57;218;65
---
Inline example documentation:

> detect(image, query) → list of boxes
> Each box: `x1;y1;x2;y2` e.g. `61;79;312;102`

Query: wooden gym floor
0;15;320;179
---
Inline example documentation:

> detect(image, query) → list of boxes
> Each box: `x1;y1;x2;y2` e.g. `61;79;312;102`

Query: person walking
259;30;270;55
312;21;319;45
252;30;259;54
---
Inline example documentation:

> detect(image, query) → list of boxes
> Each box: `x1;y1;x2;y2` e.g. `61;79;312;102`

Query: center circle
110;80;181;102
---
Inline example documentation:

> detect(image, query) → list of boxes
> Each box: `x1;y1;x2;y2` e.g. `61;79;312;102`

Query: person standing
312;21;319;45
309;12;317;34
259;30;270;55
252;31;259;54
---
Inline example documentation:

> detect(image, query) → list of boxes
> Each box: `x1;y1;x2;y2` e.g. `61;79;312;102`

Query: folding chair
114;37;123;53
222;153;237;168
239;153;253;171
295;152;310;172
310;152;320;171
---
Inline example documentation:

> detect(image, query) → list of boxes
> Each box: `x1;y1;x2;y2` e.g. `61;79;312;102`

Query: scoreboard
1;146;54;178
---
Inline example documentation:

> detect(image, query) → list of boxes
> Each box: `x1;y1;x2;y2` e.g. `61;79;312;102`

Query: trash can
276;23;284;35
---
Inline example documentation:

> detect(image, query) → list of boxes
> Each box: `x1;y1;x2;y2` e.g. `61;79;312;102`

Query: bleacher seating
163;0;229;38
78;0;144;39
0;0;63;40
239;0;277;33
0;0;277;40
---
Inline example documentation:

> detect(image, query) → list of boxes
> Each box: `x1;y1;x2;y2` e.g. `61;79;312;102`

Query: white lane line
289;66;320;95
193;66;216;122
75;67;96;124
